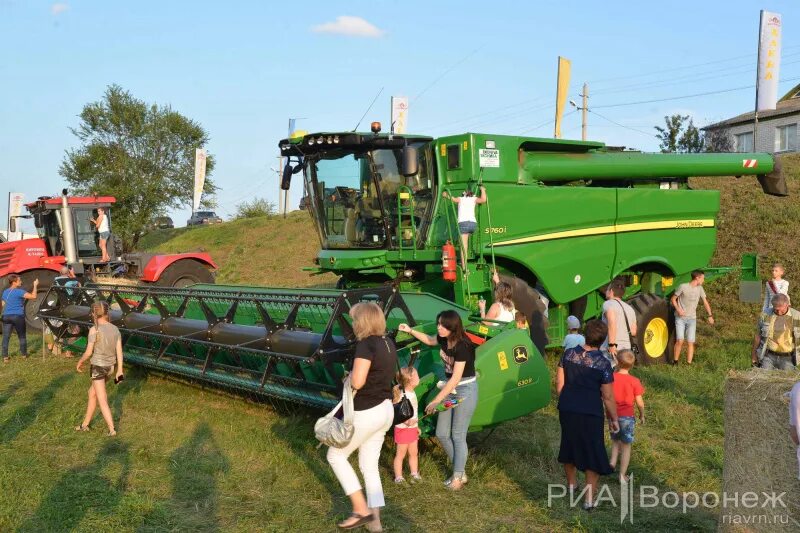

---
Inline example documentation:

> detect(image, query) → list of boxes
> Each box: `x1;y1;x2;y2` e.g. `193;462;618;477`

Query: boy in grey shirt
670;270;714;365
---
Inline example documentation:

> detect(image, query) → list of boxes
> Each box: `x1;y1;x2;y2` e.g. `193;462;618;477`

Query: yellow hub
643;317;668;358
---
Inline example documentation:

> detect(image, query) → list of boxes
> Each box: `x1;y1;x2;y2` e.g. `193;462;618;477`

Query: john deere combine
40;125;785;434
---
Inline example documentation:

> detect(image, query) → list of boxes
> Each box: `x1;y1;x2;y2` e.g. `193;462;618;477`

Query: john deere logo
513;345;528;364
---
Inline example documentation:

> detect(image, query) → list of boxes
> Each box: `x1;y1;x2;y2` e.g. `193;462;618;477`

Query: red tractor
3;190;217;329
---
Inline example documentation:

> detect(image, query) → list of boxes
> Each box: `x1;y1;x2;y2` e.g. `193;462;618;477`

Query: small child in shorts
562;315;585;350
608;349;645;483
515;310;529;330
393;366;421;483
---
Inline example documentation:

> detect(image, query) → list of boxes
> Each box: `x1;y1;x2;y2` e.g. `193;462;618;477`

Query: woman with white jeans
327;302;396;531
399;309;478;491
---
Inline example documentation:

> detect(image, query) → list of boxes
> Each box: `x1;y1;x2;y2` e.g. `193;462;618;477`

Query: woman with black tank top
327;302;396;531
399;310;477;491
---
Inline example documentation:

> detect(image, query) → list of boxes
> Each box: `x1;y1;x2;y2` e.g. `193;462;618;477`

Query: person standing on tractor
441;186;487;273
1;274;38;362
671;270;714;365
90;206;111;262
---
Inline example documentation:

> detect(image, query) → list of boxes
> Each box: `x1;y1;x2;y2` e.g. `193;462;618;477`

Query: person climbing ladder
442;185;487;273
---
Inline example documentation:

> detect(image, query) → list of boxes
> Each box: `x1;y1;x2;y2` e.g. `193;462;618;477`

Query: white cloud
311;16;385;38
50;2;69;15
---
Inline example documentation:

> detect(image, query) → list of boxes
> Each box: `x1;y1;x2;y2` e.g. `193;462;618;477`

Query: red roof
26;196;117;207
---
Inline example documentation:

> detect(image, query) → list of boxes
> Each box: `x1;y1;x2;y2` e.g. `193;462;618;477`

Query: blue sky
2;0;798;233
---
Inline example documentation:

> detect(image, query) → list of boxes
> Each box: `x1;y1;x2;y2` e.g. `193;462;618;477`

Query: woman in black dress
556;319;619;510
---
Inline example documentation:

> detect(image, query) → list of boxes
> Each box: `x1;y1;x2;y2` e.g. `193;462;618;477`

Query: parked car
187;211;223;226
148;216;174;230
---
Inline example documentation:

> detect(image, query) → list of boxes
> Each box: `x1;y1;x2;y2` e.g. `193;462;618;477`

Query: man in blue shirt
2;274;39;362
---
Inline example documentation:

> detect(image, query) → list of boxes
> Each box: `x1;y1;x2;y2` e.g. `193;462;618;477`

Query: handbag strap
614;300;634;345
341;374;356;424
385;337;409;401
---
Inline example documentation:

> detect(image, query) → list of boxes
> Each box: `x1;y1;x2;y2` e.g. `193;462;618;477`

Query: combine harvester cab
39;283;550;434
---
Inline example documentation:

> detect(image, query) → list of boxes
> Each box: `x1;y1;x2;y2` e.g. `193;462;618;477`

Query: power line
590;44;800;86
517;110;578;135
593;75;800;109
412;47;482;104
588;109;657;138
418;95;549;131
593;55;800;97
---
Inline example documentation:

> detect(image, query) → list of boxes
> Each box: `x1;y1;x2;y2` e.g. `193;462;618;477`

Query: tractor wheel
20;270;57;332
629;293;674;365
499;274;549;357
155;260;214;288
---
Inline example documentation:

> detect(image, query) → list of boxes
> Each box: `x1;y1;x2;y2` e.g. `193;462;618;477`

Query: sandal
2;357;8;363
75;424;90;432
337;513;374;530
107;429;117;437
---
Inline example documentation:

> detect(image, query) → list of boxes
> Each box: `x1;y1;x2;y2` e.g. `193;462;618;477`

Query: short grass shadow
17;440;130;532
0;373;73;445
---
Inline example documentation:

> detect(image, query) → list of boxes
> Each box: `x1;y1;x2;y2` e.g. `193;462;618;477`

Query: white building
703;84;800;153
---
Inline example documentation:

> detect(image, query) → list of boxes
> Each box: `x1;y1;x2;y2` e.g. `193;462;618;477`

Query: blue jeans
435;380;478;477
2;315;27;357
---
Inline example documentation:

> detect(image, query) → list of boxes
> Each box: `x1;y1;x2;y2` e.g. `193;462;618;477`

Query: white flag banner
193;148;207;212
8;192;24;241
757;10;782;112
391;96;409;134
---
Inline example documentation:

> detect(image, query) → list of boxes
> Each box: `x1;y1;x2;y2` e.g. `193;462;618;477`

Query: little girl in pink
393;366;421;483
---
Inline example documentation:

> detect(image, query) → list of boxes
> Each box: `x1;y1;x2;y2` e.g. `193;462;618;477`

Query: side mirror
8;218;15;233
401;146;419;177
281;163;293;191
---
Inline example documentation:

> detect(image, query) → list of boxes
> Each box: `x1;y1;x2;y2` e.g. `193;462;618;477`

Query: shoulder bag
388;337;414;426
615;300;641;357
314;374;356;448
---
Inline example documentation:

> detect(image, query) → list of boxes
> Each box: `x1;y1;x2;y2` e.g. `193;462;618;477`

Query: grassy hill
138;211;338;288
1;157;798;532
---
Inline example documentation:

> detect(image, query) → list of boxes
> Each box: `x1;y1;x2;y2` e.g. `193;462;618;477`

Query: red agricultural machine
2;190;216;329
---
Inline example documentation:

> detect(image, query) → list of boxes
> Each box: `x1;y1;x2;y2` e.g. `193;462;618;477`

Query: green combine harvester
39;125;786;435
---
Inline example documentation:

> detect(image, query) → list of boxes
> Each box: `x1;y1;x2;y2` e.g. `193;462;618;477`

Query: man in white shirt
602;279;637;362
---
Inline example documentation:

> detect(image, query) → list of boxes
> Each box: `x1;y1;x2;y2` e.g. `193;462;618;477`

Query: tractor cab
280;125;435;251
24;193;117;273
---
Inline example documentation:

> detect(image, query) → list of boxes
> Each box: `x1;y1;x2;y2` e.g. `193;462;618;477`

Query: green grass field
1;160;798;532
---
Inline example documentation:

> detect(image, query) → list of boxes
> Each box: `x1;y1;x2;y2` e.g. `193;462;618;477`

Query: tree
60;85;216;250
234;198;276;219
654;114;704;153
704;127;734;153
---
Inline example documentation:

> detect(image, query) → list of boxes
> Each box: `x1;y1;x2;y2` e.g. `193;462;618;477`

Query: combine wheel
629;293;674;365
155;260;214;288
499;274;549;357
19;270;57;332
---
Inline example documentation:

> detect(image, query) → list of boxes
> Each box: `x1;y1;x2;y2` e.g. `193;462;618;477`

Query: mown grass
0;333;733;532
1;156;798;531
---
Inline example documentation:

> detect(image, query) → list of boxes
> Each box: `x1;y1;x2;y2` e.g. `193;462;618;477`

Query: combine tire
156;260;214;288
500;274;549;357
629;293;674;365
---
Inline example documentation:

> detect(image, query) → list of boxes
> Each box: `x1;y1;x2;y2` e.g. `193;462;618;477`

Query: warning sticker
497;351;509;371
479;148;500;168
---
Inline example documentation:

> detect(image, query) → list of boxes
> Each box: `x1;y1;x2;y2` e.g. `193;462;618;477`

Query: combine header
41;282;548;434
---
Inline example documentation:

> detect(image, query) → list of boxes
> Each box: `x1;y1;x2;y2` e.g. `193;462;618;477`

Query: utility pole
276;156;284;214
569;83;589;141
581;83;589;141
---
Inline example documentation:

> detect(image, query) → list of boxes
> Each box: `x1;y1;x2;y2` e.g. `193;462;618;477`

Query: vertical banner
757;11;782;111
193;148;207;213
391;96;409;134
7;192;24;241
554;56;571;138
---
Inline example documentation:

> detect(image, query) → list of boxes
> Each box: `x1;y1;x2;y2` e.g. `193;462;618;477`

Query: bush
234;198;276;219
